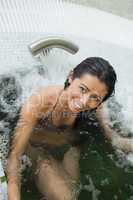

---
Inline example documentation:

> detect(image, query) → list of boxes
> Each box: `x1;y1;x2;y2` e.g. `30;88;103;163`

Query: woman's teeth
74;102;82;109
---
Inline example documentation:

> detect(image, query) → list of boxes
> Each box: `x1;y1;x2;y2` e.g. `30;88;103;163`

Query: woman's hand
112;134;133;152
96;106;133;152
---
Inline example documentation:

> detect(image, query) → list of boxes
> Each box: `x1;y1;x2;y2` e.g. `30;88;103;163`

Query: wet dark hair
64;57;117;102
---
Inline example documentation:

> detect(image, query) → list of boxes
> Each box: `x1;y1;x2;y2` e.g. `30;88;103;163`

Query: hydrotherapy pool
0;1;133;199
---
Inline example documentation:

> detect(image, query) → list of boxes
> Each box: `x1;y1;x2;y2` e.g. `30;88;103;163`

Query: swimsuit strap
53;88;64;112
47;88;64;126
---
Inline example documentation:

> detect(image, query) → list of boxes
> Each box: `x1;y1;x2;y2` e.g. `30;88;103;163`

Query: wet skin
7;74;108;200
29;74;108;147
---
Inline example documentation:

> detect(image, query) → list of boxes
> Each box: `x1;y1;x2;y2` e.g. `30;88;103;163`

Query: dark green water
21;133;133;200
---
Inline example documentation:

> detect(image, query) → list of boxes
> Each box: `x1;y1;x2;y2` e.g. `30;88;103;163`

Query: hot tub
0;1;133;199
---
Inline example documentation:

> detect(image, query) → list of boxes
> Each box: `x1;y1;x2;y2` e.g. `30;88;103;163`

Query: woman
7;57;125;200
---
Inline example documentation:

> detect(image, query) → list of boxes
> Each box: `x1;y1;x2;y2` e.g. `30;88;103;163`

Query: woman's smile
68;99;84;113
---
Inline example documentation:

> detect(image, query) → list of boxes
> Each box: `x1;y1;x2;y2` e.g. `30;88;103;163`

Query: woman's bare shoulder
34;85;63;108
21;85;63;118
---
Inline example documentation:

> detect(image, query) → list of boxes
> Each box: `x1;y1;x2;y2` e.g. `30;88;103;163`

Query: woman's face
66;73;108;113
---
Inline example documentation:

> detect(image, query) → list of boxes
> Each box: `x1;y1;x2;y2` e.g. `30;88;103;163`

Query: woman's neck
52;88;77;126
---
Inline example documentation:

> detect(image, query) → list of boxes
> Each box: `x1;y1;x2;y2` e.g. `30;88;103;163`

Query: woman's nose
80;95;89;107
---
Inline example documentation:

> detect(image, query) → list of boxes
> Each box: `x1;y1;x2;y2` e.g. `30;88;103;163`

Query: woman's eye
80;86;86;93
89;95;101;102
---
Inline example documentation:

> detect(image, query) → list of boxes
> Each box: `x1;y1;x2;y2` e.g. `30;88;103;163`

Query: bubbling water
0;33;133;167
0;1;133;198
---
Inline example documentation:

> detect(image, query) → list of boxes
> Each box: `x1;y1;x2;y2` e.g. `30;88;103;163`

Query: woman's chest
30;124;77;147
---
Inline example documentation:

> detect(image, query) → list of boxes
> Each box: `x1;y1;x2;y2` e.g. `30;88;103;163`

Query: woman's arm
6;89;49;200
96;105;133;152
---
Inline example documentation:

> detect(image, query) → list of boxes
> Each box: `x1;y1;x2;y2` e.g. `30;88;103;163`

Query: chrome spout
29;36;79;57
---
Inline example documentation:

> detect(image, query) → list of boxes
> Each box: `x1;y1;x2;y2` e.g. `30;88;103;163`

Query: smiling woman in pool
7;57;119;200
